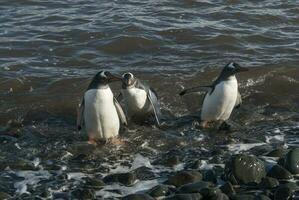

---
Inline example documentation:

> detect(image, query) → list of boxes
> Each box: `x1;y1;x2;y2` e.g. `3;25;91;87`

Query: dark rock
250;145;273;156
166;171;202;187
225;154;266;184
274;186;292;200
122;194;155;200
279;182;299;192
103;172;136;186
71;188;95;199
134;166;155;180
53;192;69;199
266;148;288;157
178;181;214;193
148;184;170;197
220;181;236;195
259;177;279;188
200;187;221;198
0;192;11;199
163;156;181;167
267;165;293;180
188;160;202;169
84;178;106;189
165;193;203;200
0;158;36;170
203;170;217;183
231;194;271;200
284;148;299;174
211;193;230;200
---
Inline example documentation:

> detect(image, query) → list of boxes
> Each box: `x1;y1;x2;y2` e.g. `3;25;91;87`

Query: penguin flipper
179;85;212;96
147;89;162;126
77;98;85;130
116;92;124;102
113;98;128;126
234;90;242;109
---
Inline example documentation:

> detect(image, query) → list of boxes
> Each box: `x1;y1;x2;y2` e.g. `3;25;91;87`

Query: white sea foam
265;134;284;143
96;179;162;198
225;143;266;154
67;172;89;181
14;170;51;194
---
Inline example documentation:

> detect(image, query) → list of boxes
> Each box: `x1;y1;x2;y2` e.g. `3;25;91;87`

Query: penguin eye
228;62;236;69
100;71;107;78
123;73;131;79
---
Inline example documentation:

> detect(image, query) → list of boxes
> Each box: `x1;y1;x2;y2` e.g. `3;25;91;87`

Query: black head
220;62;248;77
88;71;121;89
122;72;136;88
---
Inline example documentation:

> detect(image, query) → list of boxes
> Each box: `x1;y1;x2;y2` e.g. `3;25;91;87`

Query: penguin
76;71;127;145
117;72;162;125
180;62;248;129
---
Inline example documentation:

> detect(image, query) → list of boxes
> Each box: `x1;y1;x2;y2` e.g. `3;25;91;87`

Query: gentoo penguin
77;71;127;144
180;62;248;129
117;72;162;125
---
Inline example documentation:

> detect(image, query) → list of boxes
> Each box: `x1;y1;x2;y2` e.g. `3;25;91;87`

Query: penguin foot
218;121;231;132
109;138;126;145
87;139;98;146
199;121;209;129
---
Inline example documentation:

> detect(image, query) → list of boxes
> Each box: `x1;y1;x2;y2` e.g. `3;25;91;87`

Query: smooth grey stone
232;194;271;200
259;177;279;188
266;148;288;157
103;172;136;186
211;193;230;200
165;193;203;200
148;184;170;197
267;165;293;180
71;188;95;199
122;194;155;200
274;186;292;200
225;154;266;184
178;181;214;193
200;187;221;198
220;181;236;195
284;148;299;174
0;192;11;200
166;171;202;187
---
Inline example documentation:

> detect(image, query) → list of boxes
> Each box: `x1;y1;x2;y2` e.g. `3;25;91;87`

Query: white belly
121;88;152;117
84;88;120;139
201;76;238;122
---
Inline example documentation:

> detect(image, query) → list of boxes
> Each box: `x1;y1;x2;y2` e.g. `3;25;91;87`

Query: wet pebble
71;188;95;199
122;193;155;200
178;181;214;193
259;177;279;189
266;148;288;157
220;181;236;196
103;172;136;186
213;193;230;200
148;184;171;197
267;165;293;180
165;171;203;187
200;187;222;198
84;177;106;189
0;192;11;199
274;186;292;200
163;155;181;167
284;148;299;174
225;154;266;185
202;169;217;183
231;194;271;200
165;193;203;200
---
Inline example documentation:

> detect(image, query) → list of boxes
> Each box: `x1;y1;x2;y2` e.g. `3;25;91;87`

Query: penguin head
122;72;136;88
222;62;248;76
91;71;122;86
